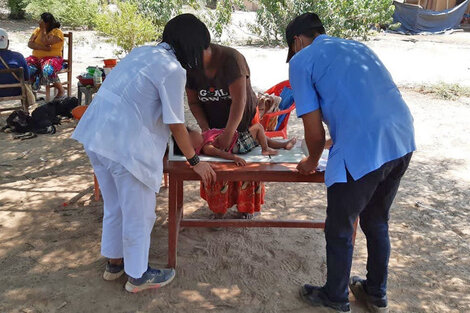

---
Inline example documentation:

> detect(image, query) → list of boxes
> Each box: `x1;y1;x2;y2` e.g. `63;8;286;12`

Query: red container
103;59;117;67
77;75;94;86
72;105;88;120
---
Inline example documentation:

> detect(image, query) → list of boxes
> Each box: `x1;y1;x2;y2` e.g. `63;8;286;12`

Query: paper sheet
168;139;328;172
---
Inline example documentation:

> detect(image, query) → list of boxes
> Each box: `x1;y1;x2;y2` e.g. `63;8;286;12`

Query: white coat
72;43;186;192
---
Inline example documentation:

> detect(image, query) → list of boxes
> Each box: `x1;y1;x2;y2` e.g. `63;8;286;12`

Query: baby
188;123;297;166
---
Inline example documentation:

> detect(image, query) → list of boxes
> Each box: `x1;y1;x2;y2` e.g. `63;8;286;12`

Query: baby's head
187;127;204;152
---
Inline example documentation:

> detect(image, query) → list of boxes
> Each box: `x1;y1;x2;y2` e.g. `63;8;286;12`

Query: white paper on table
168;138;328;172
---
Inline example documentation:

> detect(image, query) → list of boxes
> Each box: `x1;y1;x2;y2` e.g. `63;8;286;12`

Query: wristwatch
187;154;200;166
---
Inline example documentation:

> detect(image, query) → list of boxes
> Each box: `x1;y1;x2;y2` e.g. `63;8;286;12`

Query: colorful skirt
200;108;265;215
26;56;64;85
201;181;265;215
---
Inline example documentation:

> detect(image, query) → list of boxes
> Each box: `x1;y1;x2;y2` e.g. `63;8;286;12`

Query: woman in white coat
72;14;216;293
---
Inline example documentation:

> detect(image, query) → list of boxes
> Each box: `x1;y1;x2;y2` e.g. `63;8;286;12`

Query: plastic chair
260;80;296;139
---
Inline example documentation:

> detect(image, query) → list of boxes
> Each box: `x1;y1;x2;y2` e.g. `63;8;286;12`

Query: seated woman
188;124;297;163
27;12;65;99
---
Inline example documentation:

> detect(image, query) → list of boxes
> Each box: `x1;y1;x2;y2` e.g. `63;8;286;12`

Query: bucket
103;59;117;67
72;105;88;120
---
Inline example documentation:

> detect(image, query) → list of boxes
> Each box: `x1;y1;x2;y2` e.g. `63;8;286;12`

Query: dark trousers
323;153;412;303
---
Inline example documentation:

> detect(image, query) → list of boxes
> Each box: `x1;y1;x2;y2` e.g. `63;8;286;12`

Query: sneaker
349;276;389;313
299;284;351;313
103;261;124;281
125;266;176;293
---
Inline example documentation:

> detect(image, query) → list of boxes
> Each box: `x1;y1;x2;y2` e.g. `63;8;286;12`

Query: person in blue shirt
0;28;30;97
286;13;416;313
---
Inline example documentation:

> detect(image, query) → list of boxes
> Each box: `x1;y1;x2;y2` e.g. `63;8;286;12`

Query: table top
77;82;101;91
163;158;325;183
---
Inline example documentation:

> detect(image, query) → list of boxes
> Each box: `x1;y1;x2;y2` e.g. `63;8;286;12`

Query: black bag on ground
29;97;79;133
31;102;61;130
5;110;33;133
4;109;56;134
3;97;78;134
52;96;79;118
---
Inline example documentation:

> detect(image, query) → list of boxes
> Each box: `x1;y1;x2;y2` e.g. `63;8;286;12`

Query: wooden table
77;82;100;106
164;159;357;268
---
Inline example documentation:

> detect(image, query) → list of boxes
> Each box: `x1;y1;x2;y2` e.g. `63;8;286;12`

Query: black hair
162;14;210;70
299;26;326;39
41;12;61;32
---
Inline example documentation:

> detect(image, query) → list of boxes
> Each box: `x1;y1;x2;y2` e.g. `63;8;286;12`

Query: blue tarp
393;0;469;34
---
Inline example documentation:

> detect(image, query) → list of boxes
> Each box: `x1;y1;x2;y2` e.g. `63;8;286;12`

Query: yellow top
32;27;64;59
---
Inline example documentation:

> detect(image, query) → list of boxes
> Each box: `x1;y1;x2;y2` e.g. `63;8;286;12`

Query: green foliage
251;0;396;44
7;0;27;19
202;0;244;39
135;0;185;35
24;0;99;28
95;1;157;54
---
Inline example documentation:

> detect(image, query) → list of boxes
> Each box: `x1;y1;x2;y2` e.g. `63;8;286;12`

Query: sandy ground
1;18;470;313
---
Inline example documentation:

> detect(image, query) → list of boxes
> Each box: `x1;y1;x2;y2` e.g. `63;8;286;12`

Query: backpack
4;109;56;134
5;110;32;133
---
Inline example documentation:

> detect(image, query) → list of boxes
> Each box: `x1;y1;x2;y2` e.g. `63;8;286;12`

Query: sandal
13;132;37;140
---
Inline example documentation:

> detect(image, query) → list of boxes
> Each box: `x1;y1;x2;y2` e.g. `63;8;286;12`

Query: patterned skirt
200;181;265;215
26;55;63;84
200;108;265;215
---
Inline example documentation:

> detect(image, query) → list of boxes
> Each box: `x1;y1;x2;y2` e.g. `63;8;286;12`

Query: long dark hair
41;12;61;33
162;14;210;70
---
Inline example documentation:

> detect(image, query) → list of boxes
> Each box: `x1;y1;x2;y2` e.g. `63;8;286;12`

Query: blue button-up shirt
289;35;416;187
0;50;29;97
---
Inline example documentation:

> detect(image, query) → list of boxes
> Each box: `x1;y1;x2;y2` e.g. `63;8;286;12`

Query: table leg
177;180;183;213
93;174;100;201
78;87;82;105
163;173;168;188
167;175;179;268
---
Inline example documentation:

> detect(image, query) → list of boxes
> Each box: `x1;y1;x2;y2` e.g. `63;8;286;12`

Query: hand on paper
297;156;317;175
233;156;247;166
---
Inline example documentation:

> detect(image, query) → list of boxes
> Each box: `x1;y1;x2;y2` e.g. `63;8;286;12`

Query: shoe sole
103;269;124;281
349;280;389;313
124;271;176;293
298;286;351;313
